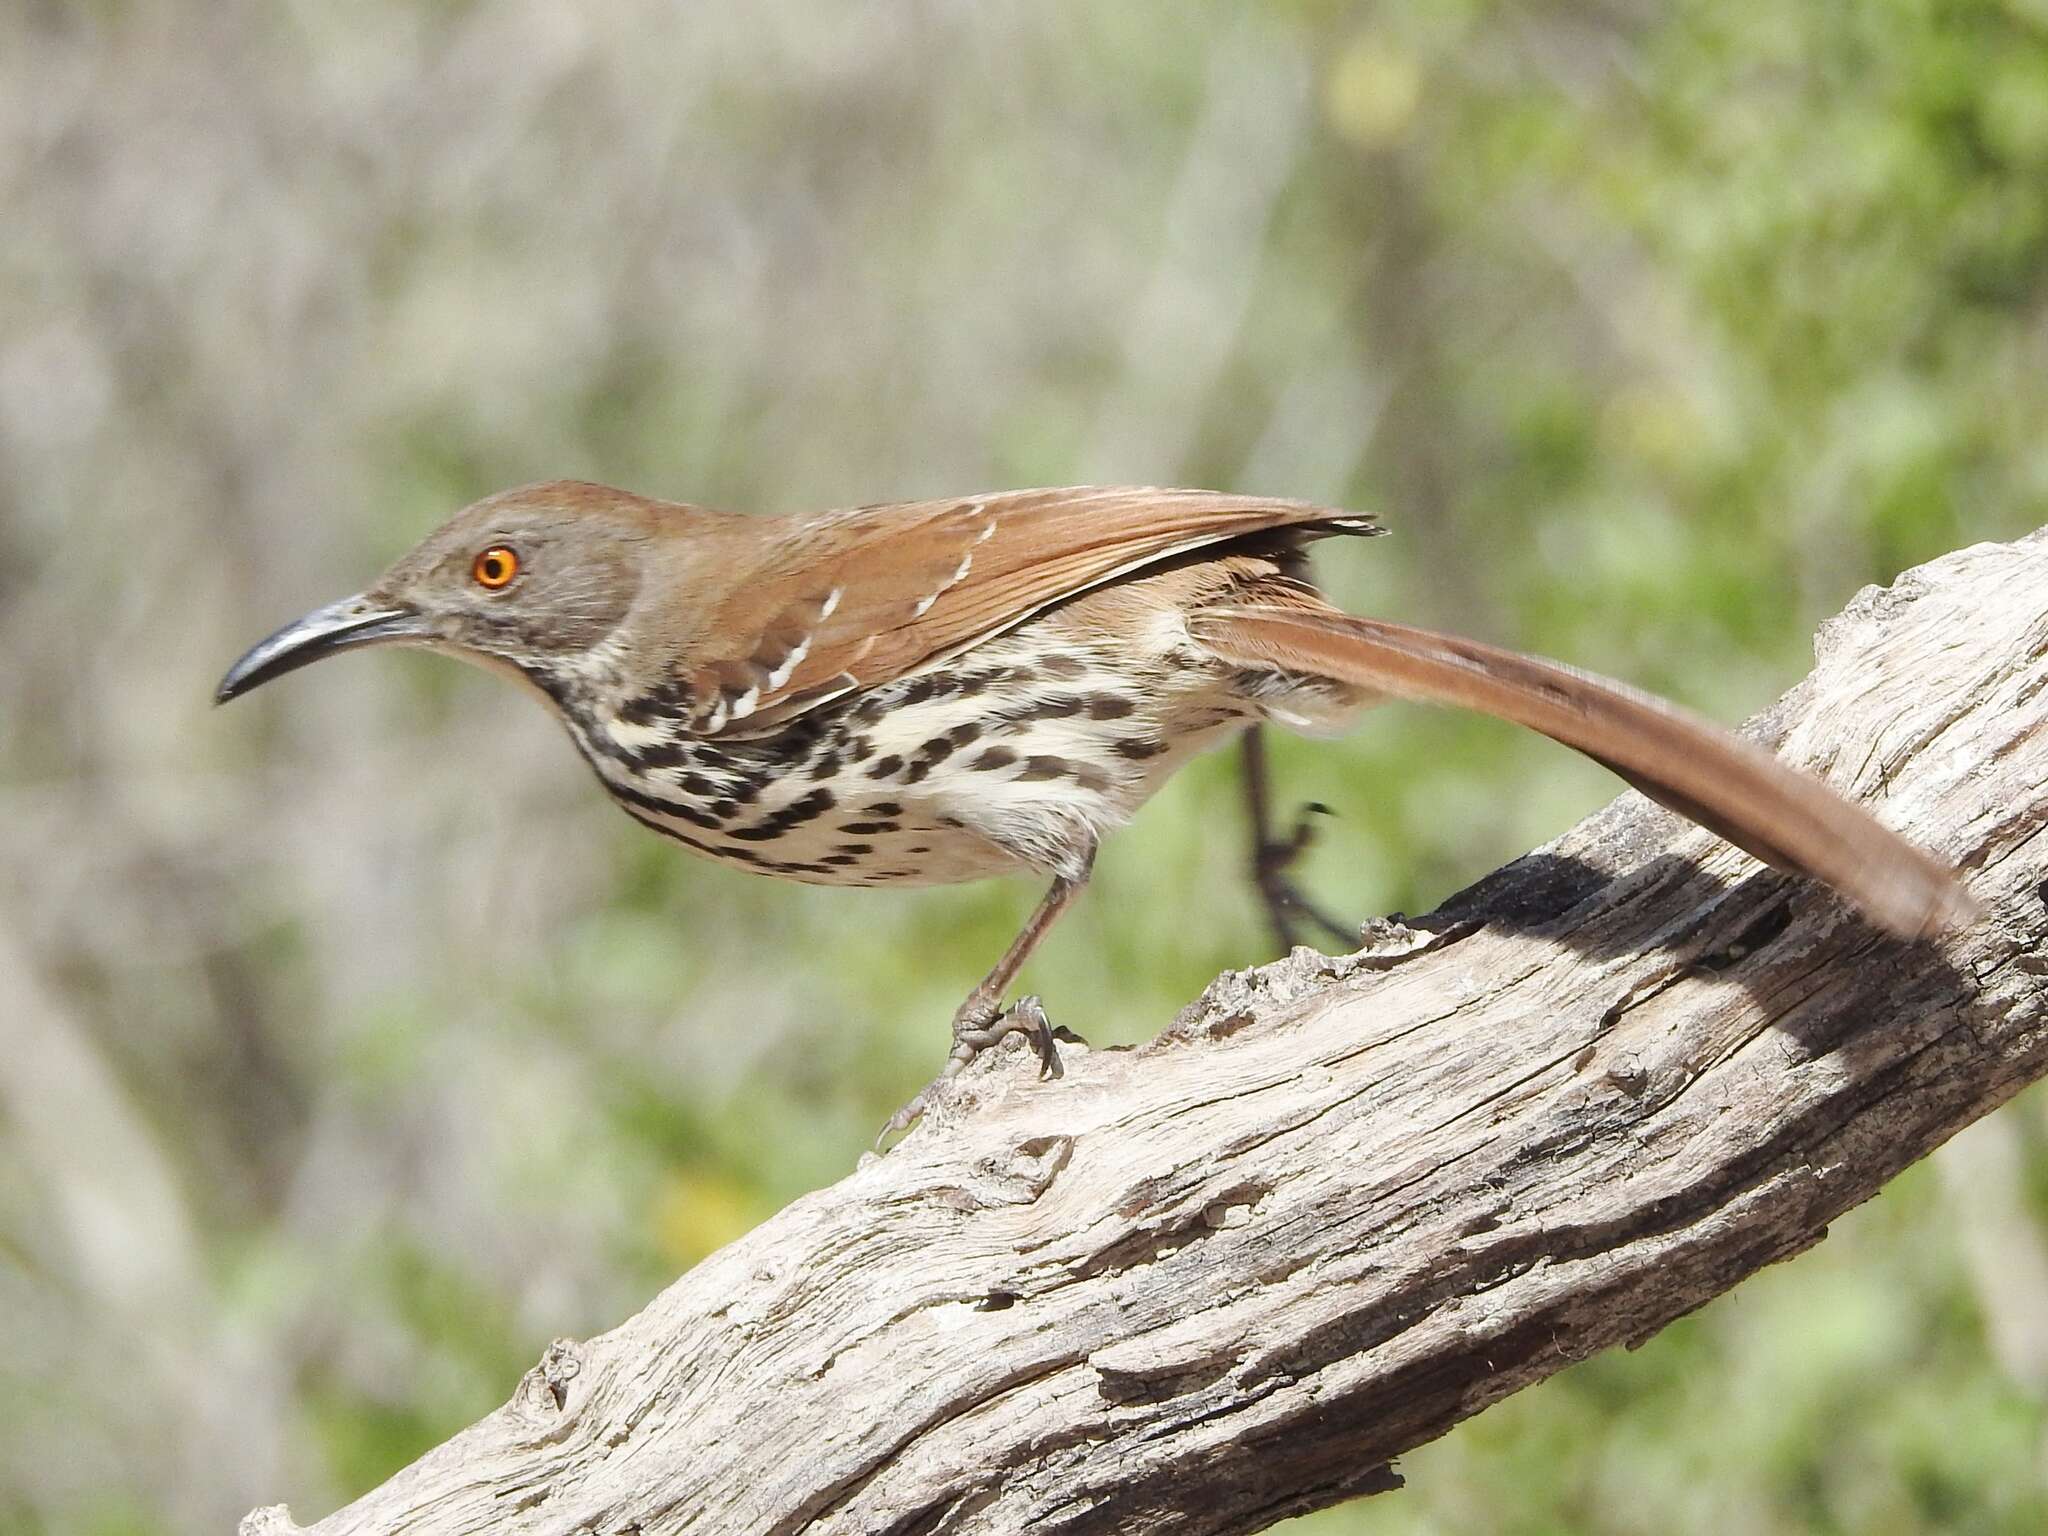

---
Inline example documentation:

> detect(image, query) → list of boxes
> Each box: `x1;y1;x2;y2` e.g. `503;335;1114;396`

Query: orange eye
471;546;520;590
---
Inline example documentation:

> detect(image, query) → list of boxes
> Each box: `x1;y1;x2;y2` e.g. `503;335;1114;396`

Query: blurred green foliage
2;0;2045;1532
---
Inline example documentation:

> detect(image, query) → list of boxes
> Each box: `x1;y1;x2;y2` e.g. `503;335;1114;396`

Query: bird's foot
952;992;1065;1079
1253;802;1356;952
877;994;1068;1146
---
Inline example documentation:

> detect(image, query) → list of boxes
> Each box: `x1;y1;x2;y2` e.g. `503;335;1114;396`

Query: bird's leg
1242;727;1356;953
880;870;1088;1142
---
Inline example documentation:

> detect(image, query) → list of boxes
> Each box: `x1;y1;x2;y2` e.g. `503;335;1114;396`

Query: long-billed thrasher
217;482;1973;1133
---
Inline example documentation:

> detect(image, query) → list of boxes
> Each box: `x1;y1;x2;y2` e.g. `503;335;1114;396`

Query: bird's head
215;482;687;704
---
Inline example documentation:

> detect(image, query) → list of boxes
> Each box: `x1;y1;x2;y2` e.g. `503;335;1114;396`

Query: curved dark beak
215;595;428;704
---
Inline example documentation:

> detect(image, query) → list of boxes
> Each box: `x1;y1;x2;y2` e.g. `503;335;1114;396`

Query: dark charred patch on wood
1698;902;1795;972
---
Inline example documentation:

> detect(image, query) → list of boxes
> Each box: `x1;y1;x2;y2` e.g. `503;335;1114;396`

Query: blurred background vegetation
4;0;2047;1531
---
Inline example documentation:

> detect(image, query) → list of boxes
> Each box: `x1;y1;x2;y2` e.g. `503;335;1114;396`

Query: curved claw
1008;996;1064;1080
875;994;1069;1148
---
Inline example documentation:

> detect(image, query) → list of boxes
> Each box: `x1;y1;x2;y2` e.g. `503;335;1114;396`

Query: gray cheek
535;560;642;651
443;584;622;656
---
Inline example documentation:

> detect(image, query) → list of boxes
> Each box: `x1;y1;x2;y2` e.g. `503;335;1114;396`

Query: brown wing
681;486;1380;735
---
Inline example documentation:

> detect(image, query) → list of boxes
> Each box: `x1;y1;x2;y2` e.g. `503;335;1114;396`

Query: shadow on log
245;529;2048;1535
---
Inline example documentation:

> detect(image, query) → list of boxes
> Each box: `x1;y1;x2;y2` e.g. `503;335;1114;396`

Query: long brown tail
1189;602;1975;939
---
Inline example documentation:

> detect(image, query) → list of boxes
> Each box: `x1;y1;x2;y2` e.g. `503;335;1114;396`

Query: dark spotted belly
556;630;1260;887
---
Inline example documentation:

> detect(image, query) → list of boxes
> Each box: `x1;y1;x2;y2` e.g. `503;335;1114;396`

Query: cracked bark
243;529;2048;1536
